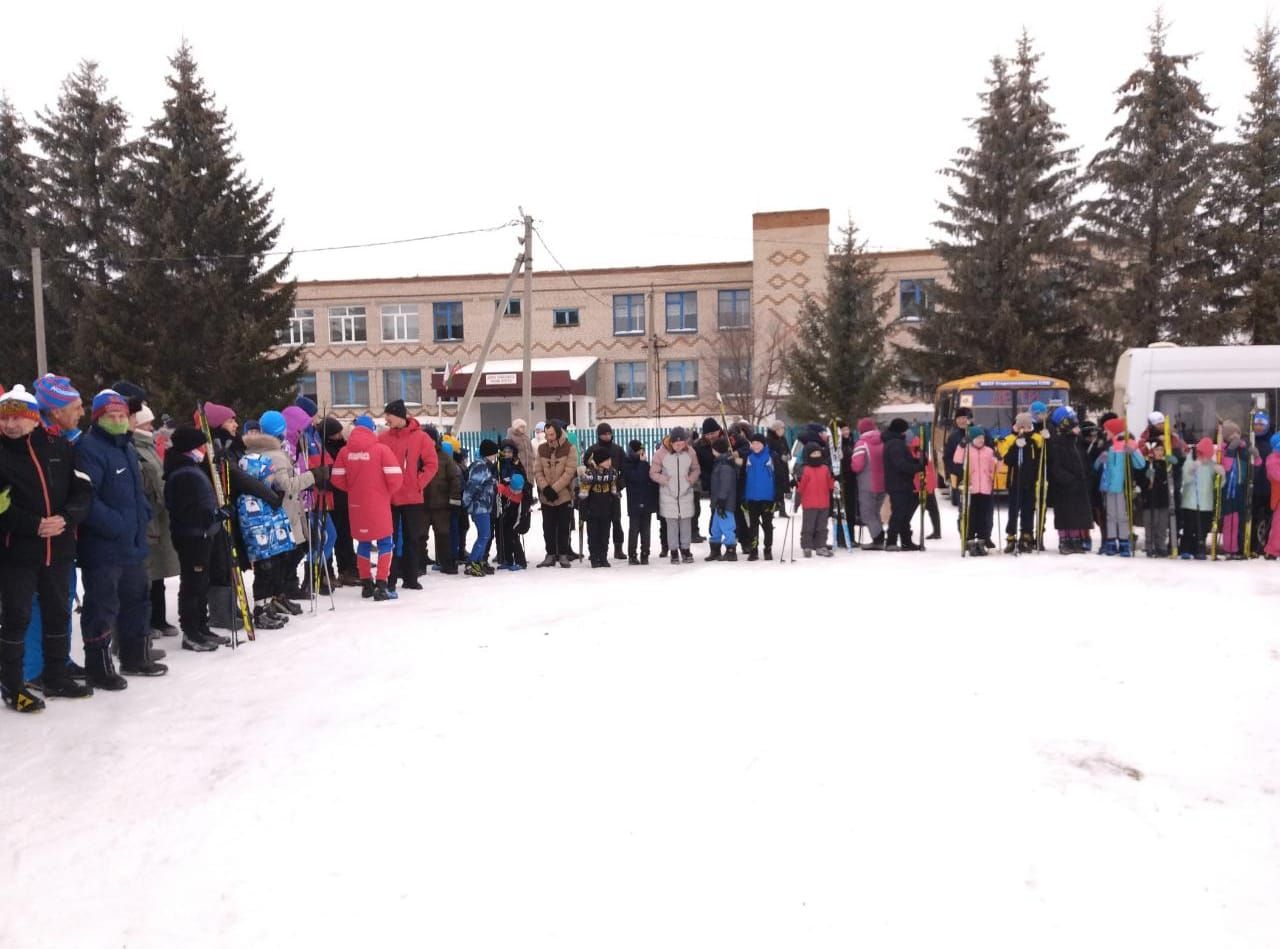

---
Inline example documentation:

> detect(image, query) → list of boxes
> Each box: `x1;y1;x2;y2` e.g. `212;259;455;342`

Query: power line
531;223;615;310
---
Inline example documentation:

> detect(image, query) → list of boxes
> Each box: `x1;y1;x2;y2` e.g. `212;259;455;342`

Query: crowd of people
0;365;1277;714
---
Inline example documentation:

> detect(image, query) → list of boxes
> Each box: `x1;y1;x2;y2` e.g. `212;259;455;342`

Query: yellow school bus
932;370;1071;492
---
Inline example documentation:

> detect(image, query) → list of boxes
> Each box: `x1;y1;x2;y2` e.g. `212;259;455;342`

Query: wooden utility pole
521;210;533;418
31;247;47;377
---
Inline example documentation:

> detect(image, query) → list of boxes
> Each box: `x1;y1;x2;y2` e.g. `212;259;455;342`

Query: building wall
280;209;947;423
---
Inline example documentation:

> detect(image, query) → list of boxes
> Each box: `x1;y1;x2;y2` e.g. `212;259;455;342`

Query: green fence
454;425;811;458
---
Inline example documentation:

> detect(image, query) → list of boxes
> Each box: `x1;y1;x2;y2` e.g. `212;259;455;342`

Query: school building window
381;303;419;342
613;294;645;335
281;308;315;345
296;373;317;401
328;305;367;343
499;298;521;316
665;359;699;399
899;279;935;322
433;301;464;341
331;370;370;408
553;307;580;328
614;361;647;401
665;291;698;333
717;289;751;329
383;369;423;406
718;356;751;394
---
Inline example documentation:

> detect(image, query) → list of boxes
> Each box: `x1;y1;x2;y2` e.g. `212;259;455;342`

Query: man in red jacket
377;400;437;592
332;416;404;601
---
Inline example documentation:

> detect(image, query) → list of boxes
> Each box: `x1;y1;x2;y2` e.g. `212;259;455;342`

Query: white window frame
282;308;315;345
614;361;647;402
328;305;368;344
554;307;580;328
381;303;420;342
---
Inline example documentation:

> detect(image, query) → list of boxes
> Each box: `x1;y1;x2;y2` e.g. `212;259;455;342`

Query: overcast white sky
2;0;1272;281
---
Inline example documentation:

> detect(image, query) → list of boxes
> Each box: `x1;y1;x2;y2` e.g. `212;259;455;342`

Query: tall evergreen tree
1083;15;1220;352
1206;20;1280;344
783;220;893;423
899;35;1099;401
31;61;134;386
0;97;38;385
118;42;299;416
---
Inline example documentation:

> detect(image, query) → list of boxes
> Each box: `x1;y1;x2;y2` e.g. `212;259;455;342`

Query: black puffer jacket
882;427;922;493
163;450;220;540
0;427;93;567
621;450;658;516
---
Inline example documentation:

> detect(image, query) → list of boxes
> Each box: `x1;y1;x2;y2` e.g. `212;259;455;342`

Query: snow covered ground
3;506;1279;948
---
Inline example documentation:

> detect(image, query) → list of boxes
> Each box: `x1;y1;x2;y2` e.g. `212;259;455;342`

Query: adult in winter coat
587;422;628;560
506;418;535;474
882;418;923;550
850;419;886;548
1045;407;1093;553
331;417;404;598
621;440;658;563
765;421;792;516
943;407;973;508
692;418;722;539
76;389;166;685
379;400;438;590
0;385;94;711
650;426;701;563
533;420;578;566
131;403;180;635
1252;411;1273;555
162;426;228;652
424;435;462;574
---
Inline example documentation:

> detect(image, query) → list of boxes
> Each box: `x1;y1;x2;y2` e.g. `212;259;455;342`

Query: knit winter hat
243;419;261;433
170;426;206;454
295;395;319;418
591;445;612;465
441;441;454;456
1049;406;1074;428
628;439;644;453
1014;412;1034;430
669;426;689;443
91;389;129;421
1196;437;1215;459
1103;417;1126;438
479;438;500;458
422;424;440;445
513;418;528;433
33;373;80;412
384;399;408;421
1147;411;1165;427
0;384;41;423
701;417;721;436
857;417;876;434
321;417;344;439
954;406;973;420
597;421;613;437
888;418;910;435
110;380;147;415
771;420;786;434
353;415;376;432
203;402;236;429
749;431;766;445
1030;400;1048;417
966;425;985;442
259;411;287;438
134;404;155;427
1222;420;1241;441
1253;410;1271;431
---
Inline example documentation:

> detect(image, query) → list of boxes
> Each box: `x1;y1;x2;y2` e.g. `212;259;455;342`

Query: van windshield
1156;389;1270;445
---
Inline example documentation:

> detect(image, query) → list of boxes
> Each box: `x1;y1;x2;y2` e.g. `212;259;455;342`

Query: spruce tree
0;97;38;385
1083;15;1220;351
783;220;893;423
30;61;134;386
1206;20;1280;344
899;35;1099;401
119;42;299;417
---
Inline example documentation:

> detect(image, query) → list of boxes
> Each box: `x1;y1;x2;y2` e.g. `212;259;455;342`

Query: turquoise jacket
1093;439;1145;494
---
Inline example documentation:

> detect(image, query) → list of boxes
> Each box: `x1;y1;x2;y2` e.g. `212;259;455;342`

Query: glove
312;463;331;484
0;486;9;517
543;486;558;502
1015;437;1027;448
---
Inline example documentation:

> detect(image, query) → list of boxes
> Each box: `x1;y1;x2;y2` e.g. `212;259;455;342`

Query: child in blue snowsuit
462;439;499;577
707;438;739;562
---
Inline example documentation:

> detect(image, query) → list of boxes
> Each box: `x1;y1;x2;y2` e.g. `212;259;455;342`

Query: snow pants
710;511;737;547
2;561;73;688
1143;507;1172;556
174;535;213;634
1006;474;1037;538
1181;509;1210;558
628;512;652;558
965;494;994;542
1220;512;1242;555
390;504;426;587
1103;492;1131;540
468;513;492;564
357;537;394;581
886;490;918;544
586;514;612;564
746;500;774;553
80;560;149;648
1266;507;1280;559
21;575;76;681
664;516;693;551
858;485;885;540
800;507;829;551
427;508;455;572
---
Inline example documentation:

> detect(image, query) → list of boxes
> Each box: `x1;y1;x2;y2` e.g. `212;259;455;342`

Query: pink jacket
953;444;997;495
1267;452;1280;511
850;430;885;493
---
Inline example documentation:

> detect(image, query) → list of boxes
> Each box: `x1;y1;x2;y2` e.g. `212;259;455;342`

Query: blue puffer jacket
743;446;776;502
463;459;497;516
75;423;152;567
1093;439;1146;494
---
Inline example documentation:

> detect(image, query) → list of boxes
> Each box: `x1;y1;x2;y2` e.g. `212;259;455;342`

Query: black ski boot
705;544;722;562
120;637;168;677
374;580;392;600
1018;532;1036;554
202;626;232;647
1;681;45;712
628;554;640;565
899;534;921;551
640;553;650;565
763;547;772;561
361;579;375;599
273;595;304;616
38;670;92;699
85;644;127;691
253;606;286;630
659;546;669;559
863;534;886;552
747;548;759;562
182;628;218;652
536;555;557;568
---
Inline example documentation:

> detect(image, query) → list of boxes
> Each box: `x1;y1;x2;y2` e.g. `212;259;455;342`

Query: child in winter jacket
1092;417;1146;556
743;432;780;560
1137;436;1181;558
954;426;997;556
163;426;227;652
707;438;740;562
1179;438;1226;560
461;439;500;577
1264;433;1280;559
996;412;1047;554
796;442;836;557
621;440;657;564
578;445;621;567
330;416;404;598
496;440;529;570
650;426;701;564
1217;420;1261;558
909;432;941;541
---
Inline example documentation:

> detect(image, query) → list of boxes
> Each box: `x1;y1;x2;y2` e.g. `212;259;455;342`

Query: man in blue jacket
75;390;167;687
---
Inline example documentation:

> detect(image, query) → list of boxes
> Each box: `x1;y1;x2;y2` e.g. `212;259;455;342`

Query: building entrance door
480;402;512;433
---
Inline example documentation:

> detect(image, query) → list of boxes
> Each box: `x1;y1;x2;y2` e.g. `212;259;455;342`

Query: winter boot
1;681;45;712
803;548;813;558
374;579;393;599
747;548;759;562
763;547;772;561
182;629;218;652
65;658;87;680
628;554;640;565
558;555;574;568
659;545;669;558
85;644;127;691
264;600;291;623
705;544;722;562
723;548;738;562
361;579;375;598
670;550;681;565
1101;538;1119;556
862;534;885;552
640;554;650;565
1004;535;1017;554
1018;532;1036;554
536;554;557;568
899;533;921;552
613;544;626;561
1117;539;1132;558
252;606;286;630
202;626;232;646
120;637;168;677
681;549;694;564
39;670;92;699
1059;538;1074;555
273;595;303;616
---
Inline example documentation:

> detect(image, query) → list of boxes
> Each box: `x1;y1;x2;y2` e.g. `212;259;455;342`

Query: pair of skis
197;404;254;644
828;418;855;549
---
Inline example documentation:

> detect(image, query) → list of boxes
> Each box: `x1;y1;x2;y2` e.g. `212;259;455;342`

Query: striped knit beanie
91;389;129;421
34;373;80;412
0;384;42;423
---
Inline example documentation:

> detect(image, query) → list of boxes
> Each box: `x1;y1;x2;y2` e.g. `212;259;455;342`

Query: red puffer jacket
331;426;403;540
378;418;438;507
